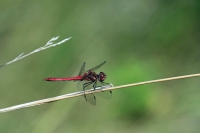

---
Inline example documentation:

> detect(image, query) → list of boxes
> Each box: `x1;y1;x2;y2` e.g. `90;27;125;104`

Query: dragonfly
44;61;112;105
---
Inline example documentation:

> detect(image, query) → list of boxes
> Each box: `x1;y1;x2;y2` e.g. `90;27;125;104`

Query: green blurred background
0;0;200;133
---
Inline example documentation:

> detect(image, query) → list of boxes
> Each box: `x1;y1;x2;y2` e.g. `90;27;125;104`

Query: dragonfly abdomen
44;76;82;81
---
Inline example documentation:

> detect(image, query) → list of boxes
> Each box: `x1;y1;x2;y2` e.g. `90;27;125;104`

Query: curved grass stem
0;73;200;113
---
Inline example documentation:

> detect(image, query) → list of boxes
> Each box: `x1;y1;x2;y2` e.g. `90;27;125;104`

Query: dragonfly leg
93;81;97;91
101;81;110;85
83;81;94;101
83;81;93;88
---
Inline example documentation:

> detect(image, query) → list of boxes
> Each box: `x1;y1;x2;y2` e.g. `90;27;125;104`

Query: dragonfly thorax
83;71;107;82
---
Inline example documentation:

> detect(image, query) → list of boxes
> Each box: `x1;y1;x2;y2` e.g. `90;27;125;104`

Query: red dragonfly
44;61;112;105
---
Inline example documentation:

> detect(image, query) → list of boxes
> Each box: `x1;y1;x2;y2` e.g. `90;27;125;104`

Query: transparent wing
84;81;96;105
95;80;112;99
77;80;96;105
77;81;84;91
78;62;86;76
87;61;106;72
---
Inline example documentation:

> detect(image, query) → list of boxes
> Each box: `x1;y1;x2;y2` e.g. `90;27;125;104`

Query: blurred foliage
0;0;200;133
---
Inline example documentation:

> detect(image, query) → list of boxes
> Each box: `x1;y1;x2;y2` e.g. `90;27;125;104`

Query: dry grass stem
1;72;200;113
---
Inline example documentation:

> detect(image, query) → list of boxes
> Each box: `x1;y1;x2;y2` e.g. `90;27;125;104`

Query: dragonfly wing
77;81;84;91
84;81;96;105
85;93;96;105
95;80;112;99
78;62;86;76
87;61;106;72
77;80;96;105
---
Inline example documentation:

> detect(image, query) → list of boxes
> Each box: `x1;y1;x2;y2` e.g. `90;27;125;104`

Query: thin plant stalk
0;72;200;113
0;36;72;68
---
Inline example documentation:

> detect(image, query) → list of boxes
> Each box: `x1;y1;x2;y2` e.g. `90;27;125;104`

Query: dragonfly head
99;72;107;81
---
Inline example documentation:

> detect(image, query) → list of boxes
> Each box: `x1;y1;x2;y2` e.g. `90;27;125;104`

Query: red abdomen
44;76;82;82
